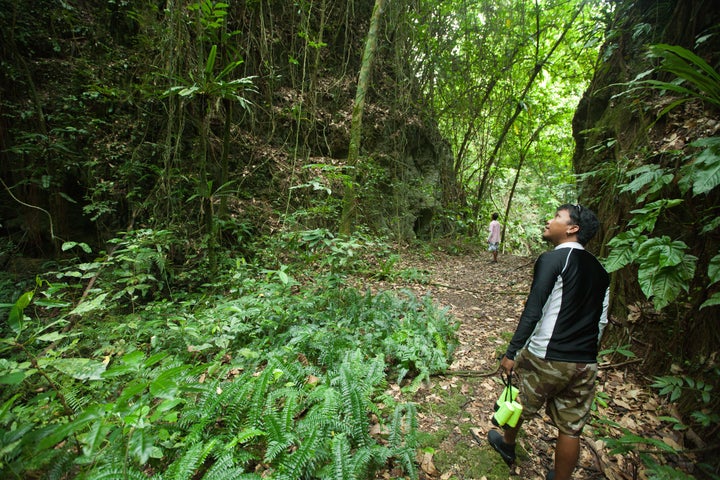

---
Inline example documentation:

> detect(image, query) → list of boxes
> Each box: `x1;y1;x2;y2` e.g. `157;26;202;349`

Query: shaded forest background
1;0;720;477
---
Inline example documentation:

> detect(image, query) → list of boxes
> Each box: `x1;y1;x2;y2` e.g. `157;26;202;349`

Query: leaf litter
372;250;701;480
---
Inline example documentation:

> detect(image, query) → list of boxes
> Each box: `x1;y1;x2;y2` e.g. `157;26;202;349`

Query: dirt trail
386;250;688;480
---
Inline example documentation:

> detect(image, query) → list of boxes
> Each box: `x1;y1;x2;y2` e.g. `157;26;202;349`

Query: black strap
501;370;514;402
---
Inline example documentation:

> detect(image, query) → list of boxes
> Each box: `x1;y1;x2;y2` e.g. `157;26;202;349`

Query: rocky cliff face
0;0;456;256
572;0;720;374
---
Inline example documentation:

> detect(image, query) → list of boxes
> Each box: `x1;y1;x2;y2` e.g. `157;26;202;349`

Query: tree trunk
504;124;544;246
339;0;385;235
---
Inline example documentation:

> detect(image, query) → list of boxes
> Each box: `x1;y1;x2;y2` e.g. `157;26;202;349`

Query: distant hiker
487;204;610;480
487;212;501;263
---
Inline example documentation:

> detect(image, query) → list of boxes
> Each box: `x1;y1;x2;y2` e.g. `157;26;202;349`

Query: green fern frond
389;403;418;449
217;375;254;432
302;385;347;434
164;439;217;480
263;409;296;463
44;449;75;480
273;355;315;387
363;354;387;389
387;403;419;480
81;466;149;480
232;427;266;445
335;361;371;446
201;451;257;480
351;444;390;479
179;381;225;442
61;383;91;412
246;365;274;427
274;423;323;480
230;449;260;468
330;433;352;480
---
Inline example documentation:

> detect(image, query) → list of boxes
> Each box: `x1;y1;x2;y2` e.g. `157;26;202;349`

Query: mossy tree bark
339;0;385;235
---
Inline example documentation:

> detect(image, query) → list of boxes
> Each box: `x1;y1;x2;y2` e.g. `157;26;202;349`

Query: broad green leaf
122;350;146;367
46;358;108;381
603;238;638;273
648;44;720;108
620;164;673;202
37;405;105;451
36;331;68;342
115;381;149;410
0;394;21;421
62;241;78;251
144;351;169;368
149;398;185;422
709;254;720;285
69;293;108;316
33;298;72;308
149;365;190;399
628;199;683;232
178;86;199;97
637;236;688;268
0;371;26;385
637;253;697;310
129;428;155;465
688;140;720;196
61;241;92;253
205;44;218;77
8;291;33;335
700;292;720;310
81;419;111;457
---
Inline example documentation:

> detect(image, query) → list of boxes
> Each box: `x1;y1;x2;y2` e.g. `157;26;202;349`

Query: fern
61;383;92;412
274;423;323;480
246;364;274;428
38;448;75;480
164;439;217;480
216;374;255;432
354;444;391;479
263;407;296;464
200;451;261;480
79;466;149;480
335;360;371;447
388;403;419;480
178;376;227;444
330;433;353;480
303;385;347;435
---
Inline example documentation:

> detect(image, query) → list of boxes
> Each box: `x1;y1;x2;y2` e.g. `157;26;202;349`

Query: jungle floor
373;249;700;480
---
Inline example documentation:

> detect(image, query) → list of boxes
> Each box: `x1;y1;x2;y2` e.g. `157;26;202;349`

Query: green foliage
605;200;697;311
605;44;720;309
598;344;636;361
597;417;698;480
0;232;457;479
651;374;714;409
679;137;720;197
604;130;720;311
614;43;720;116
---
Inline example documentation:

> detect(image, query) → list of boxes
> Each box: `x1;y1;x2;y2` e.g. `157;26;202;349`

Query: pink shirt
488;220;501;243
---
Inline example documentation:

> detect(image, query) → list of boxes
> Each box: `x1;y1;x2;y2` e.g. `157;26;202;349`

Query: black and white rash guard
505;242;610;364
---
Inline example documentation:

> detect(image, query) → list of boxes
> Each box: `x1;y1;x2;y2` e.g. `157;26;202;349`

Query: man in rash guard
487;204;610;480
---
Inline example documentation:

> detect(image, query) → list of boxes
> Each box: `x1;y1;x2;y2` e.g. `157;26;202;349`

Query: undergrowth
0;230;459;479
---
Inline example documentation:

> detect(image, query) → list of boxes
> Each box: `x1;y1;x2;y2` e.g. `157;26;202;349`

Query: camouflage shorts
515;349;597;436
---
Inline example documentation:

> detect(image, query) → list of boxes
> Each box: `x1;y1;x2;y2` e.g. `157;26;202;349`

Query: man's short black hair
559;203;600;246
492;212;499;220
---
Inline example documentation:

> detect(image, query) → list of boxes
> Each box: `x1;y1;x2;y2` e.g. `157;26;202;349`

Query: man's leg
553;432;579;480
